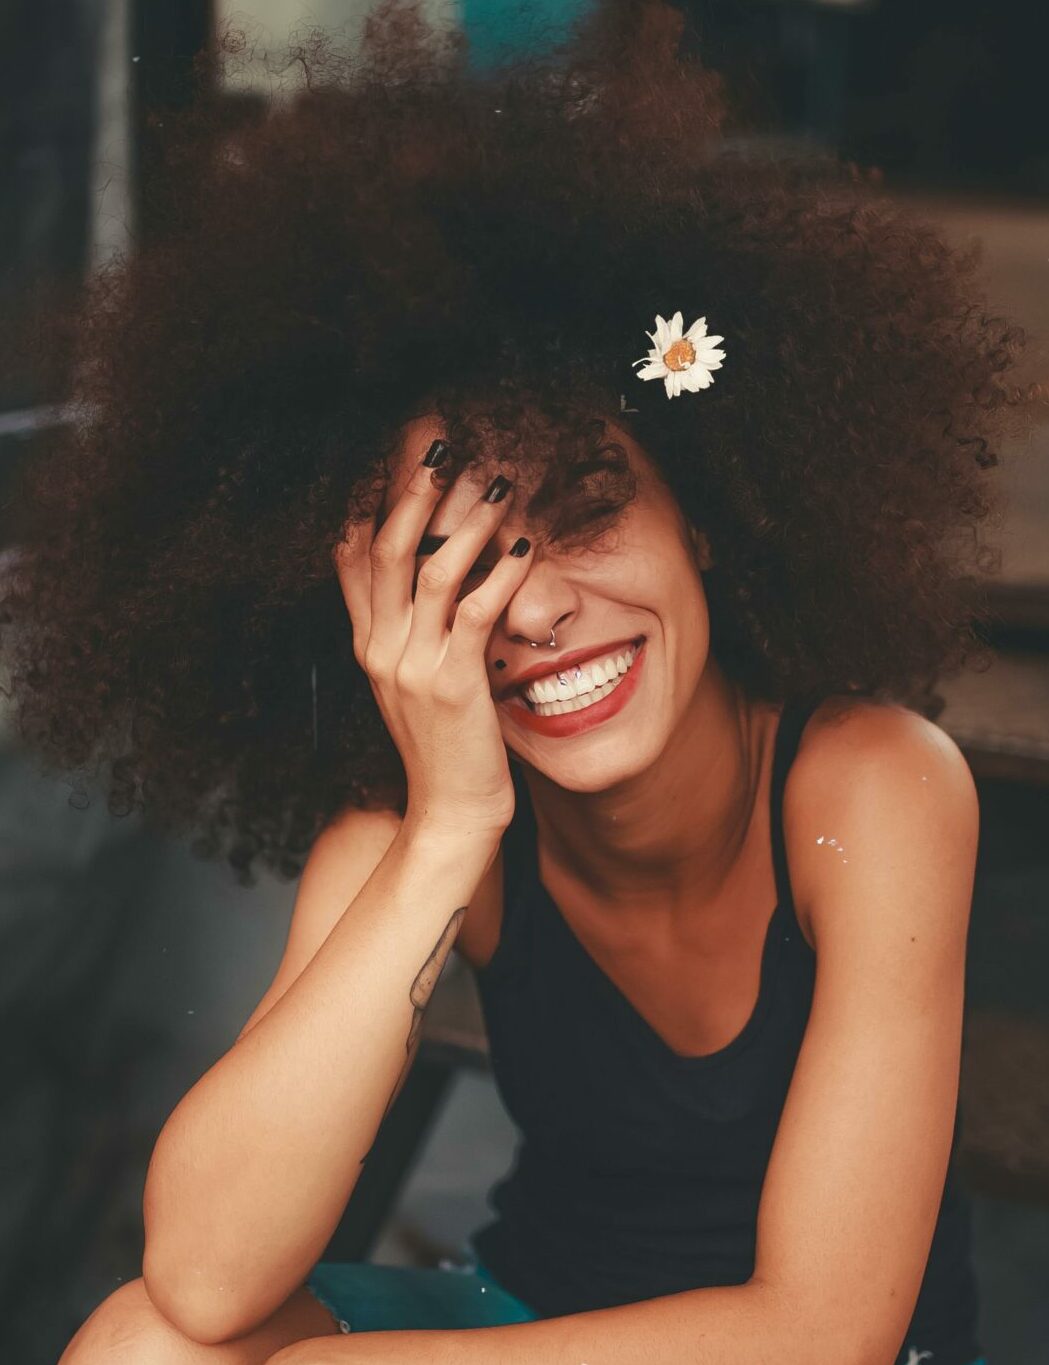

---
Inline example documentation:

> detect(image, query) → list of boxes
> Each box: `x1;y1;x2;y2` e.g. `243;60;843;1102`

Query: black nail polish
483;475;513;503
422;439;450;467
509;536;531;557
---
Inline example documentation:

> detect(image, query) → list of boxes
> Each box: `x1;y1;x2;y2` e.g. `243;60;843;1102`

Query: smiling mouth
516;635;646;712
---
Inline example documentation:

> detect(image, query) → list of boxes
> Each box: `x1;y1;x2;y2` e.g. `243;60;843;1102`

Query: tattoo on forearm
404;904;467;1051
359;905;468;1167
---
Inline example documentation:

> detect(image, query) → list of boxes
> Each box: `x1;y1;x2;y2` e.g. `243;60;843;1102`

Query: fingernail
422;439;451;468
483;475;513;503
509;537;531;557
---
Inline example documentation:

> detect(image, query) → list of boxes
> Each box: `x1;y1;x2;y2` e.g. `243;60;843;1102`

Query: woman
8;2;1029;1362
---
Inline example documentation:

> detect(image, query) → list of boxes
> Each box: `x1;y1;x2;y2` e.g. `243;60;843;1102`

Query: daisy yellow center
662;338;696;371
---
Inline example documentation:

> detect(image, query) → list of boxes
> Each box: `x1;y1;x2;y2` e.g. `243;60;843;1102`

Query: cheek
627;552;710;662
648;543;709;619
667;573;712;675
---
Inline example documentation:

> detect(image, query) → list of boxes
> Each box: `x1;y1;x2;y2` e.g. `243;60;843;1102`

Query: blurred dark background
2;3;1047;1363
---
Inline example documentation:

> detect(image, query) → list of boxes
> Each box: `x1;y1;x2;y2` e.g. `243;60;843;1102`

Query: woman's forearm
142;815;499;1345
268;1281;841;1365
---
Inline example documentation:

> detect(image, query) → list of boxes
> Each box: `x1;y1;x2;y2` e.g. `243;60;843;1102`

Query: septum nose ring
492;626;553;668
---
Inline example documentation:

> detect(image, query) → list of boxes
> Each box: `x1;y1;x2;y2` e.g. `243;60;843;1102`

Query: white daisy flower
632;310;726;399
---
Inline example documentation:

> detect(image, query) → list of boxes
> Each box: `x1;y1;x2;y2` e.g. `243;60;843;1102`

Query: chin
528;728;664;794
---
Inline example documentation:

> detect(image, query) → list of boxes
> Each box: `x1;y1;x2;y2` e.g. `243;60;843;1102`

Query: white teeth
533;672;625;716
523;644;637;705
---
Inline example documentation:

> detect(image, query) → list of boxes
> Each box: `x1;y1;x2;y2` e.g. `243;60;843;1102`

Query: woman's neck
522;673;778;919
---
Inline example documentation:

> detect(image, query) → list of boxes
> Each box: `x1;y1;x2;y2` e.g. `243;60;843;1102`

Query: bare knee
59;1278;194;1363
59;1275;342;1365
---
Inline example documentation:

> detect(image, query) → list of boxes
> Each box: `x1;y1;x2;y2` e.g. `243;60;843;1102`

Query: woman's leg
58;1276;342;1364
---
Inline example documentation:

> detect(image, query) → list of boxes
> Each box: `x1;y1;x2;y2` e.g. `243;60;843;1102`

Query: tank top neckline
491;695;821;1069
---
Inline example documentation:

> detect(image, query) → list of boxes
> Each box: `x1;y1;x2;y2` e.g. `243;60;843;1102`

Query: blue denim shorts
304;1250;539;1334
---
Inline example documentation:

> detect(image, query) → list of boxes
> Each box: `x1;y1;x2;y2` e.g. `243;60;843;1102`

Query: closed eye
416;533;450;554
413;543;497;598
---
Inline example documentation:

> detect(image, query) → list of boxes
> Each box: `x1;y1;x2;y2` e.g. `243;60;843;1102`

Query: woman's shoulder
793;693;966;775
783;693;979;944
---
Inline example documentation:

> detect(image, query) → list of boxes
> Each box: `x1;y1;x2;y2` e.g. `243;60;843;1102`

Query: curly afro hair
1;0;1036;884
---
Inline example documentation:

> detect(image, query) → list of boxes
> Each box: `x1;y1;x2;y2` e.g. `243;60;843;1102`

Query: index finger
332;438;451;659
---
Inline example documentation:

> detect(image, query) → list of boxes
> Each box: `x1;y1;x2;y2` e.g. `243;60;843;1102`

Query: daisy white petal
636;310;727;398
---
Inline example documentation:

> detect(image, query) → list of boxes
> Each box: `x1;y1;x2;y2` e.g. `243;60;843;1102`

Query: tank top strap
768;695;824;923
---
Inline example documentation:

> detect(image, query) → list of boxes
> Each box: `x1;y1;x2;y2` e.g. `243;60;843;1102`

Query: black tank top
468;697;982;1365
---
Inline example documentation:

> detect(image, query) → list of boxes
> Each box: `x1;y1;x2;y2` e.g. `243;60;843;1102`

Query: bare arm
142;807;500;1346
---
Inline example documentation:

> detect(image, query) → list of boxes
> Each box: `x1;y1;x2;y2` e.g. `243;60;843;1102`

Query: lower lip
499;638;647;738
